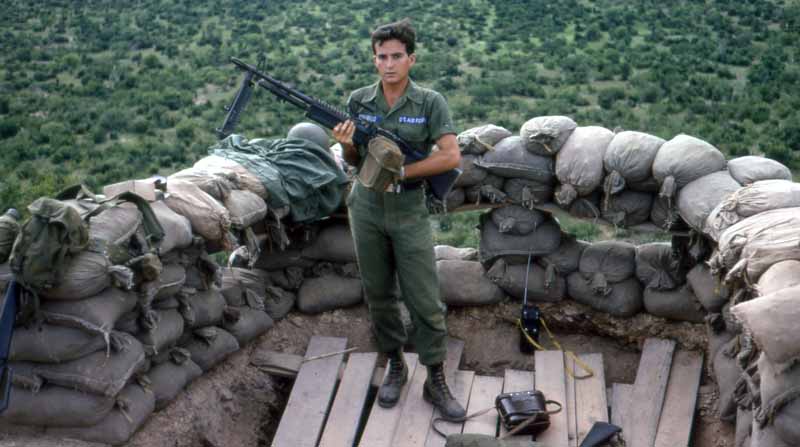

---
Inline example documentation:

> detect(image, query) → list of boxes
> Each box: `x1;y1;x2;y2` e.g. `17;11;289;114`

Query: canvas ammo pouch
358;136;405;191
495;390;561;436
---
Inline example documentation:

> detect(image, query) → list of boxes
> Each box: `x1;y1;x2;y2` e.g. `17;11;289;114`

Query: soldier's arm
403;133;460;180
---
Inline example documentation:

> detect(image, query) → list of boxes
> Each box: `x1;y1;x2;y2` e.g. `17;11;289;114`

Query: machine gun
217;57;461;201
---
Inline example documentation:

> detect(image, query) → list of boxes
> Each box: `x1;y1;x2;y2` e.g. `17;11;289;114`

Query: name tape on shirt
399;116;427;125
358;113;381;123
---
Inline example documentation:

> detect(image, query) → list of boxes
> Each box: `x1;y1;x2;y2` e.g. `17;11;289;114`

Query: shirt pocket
396;120;429;148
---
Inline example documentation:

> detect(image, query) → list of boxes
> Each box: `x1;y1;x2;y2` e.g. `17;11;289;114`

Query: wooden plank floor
271;337;702;447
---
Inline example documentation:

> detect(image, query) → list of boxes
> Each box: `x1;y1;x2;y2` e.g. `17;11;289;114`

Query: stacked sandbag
727;156;792;185
478;210;561;267
751;352;800;446
676;170;741;233
519;115;577;156
705;180;800;242
439;259;505;306
566;240;642;317
602;131;665;200
475;136;555;189
652;134;727;212
458;124;513;155
554;126;614;207
487;258;566;303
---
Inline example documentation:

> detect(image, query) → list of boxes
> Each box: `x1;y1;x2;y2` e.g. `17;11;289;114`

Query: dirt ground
0;300;734;447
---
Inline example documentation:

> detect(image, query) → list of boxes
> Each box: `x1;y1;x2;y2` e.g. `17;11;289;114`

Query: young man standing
332;19;465;420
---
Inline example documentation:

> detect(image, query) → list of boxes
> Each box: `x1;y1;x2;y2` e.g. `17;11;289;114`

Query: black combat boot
423;363;466;420
377;349;408;408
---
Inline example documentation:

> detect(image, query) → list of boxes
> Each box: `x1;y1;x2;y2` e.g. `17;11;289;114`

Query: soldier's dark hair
371;18;416;55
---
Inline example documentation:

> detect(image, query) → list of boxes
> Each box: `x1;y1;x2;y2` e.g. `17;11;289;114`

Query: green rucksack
9;197;89;291
0;209;20;264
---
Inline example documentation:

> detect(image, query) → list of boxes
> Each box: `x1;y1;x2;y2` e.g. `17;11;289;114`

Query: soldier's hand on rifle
333;120;355;147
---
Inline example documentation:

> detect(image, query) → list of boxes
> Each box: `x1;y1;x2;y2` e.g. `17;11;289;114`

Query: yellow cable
517;318;595;380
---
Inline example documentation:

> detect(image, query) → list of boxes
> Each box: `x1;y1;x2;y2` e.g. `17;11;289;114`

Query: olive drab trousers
347;181;447;366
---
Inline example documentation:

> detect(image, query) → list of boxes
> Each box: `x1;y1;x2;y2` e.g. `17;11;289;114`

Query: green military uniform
346;79;456;366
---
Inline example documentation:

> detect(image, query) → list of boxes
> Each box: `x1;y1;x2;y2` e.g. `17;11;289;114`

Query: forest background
1;0;798;246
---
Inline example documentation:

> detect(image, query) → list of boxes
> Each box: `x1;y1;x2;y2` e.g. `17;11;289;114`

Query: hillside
1;0;798;211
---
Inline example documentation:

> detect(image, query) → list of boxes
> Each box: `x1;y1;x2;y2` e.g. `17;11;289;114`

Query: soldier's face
374;39;415;86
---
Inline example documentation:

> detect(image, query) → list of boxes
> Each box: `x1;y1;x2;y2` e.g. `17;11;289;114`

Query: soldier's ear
409;53;416;67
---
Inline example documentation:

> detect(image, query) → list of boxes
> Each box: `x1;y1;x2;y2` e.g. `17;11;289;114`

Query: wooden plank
392;359;435;447
627;338;676;447
424;370;475;447
565;355;578;447
272;336;347;447
462;375;504;436
654;350;704;447
318;352;379;447
535;351;569;447
499;369;535;440
574;353;608;445
359;353;420;447
610;383;633;438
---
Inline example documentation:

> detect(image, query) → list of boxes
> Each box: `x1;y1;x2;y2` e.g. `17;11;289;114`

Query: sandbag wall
0;156;292;445
455;117;800;447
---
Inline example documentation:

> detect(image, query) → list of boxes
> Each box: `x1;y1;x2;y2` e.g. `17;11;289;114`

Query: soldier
332;19;465;420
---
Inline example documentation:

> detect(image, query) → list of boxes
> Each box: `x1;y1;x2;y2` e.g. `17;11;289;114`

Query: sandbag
650;195;683;230
220;267;269;307
736;409;752;447
150;200;193;254
263;285;296;320
578;241;636;292
181;288;226;328
265;267;305;291
223;306;274;345
712;335;743;422
38;251;133;300
602;131;665;195
756;353;800;446
457;124;512;155
194;154;269;198
224;188;267;230
566;274;643;317
538;234;588;276
87;202;141;255
147;351;203;411
437;260;505;306
705;180;800;242
751;423;791;447
711;207;800;283
11;333;145;396
0;211;21;264
0;384;115;427
136;309;184;356
46;383;155;446
476;136;555;183
727;155;792;185
554;126;614;206
677;170;740;232
167;166;236;201
300;224;356;263
154;262;187;300
10;323;108;363
435;245;478;261
164;179;232;245
652;134;727;202
601;189;653;227
635;242;683;291
568;190;602;220
255;247;316;270
490;206;547;236
479;214;561;266
502;178;554;208
756;260;800;297
488;259;566;303
445;187;466;210
643;285;705;323
455;154;488;188
41;286;137;334
686;263;729;312
181;326;240;372
467;174;506;204
297;274;363;314
520;115;577;156
732;285;800;373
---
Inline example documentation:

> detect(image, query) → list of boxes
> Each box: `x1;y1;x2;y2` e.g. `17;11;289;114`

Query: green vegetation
1;0;799;214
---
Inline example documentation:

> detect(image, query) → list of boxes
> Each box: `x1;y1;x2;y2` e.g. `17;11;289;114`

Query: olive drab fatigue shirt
347;79;457;163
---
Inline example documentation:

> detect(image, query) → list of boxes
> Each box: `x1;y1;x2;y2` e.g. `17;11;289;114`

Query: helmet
287;122;329;150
